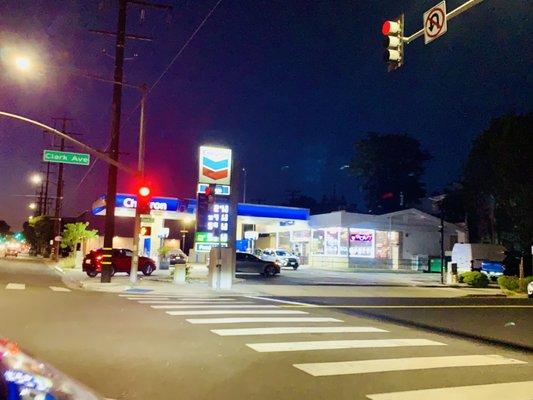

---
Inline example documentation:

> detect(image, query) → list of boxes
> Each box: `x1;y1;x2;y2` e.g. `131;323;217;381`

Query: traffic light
205;184;216;212
139;226;151;236
382;15;404;71
137;184;151;215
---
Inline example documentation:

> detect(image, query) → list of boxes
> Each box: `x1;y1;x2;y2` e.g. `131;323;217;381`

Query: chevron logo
201;156;230;181
202;157;229;171
202;166;229;180
199;146;232;184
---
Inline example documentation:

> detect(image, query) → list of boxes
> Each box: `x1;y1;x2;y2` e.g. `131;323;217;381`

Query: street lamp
242;167;247;203
28;203;37;210
29;173;42;186
14;56;31;71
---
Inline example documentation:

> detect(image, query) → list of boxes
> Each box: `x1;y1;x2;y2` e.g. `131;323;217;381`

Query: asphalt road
236;266;443;286
1;258;532;400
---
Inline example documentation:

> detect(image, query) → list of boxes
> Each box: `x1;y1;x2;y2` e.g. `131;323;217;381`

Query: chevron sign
198;146;232;185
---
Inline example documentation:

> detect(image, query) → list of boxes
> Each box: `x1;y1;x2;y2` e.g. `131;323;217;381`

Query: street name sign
424;1;447;44
43;150;90;166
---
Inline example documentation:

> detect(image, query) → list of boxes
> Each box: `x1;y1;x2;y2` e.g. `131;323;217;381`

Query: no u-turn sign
424;1;448;44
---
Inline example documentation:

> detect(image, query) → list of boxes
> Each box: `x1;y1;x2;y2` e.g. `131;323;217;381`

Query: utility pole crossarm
402;0;485;44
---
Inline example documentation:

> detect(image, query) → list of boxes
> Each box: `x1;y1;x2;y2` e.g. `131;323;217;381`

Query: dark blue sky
0;0;531;229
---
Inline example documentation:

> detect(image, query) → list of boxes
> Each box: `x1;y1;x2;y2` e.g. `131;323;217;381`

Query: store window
278;231;291;250
349;229;375;258
324;228;339;255
311;230;325;255
375;230;400;259
339;229;349;256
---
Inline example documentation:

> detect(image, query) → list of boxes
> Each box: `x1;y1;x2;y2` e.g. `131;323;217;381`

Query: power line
62;0;224;207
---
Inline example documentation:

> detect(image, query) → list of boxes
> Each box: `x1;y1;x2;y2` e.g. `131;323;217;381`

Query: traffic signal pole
403;0;485;44
130;85;148;284
383;0;485;71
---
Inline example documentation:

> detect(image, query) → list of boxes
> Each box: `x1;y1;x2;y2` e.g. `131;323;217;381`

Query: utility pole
52;118;70;261
43;161;51;215
101;0;127;283
94;0;172;283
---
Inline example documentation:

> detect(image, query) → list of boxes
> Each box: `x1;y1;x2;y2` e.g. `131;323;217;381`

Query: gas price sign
196;195;231;251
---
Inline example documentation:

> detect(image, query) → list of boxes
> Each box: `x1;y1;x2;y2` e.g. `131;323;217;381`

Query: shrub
462;271;489;288
499;276;533;293
497;276;520;291
459;271;477;284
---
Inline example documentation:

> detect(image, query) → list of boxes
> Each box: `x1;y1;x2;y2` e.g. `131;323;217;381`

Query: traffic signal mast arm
0;111;137;175
402;0;485;44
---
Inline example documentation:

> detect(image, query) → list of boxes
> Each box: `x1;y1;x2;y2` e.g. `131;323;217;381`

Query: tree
61;222;98;254
461;113;533;251
349;133;431;213
0;220;11;235
27;216;54;256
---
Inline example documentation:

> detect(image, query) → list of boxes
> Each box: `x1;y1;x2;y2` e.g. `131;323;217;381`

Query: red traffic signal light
382;15;404;71
382;20;400;36
137;183;152;215
139;186;150;197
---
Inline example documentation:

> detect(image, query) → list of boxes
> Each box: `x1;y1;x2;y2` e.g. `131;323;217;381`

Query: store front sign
117;194;179;212
349;228;375;258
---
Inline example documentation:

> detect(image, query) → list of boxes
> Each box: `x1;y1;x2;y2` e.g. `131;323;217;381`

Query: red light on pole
382;16;404;71
139;186;150;197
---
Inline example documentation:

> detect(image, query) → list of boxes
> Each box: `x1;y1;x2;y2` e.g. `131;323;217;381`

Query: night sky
0;0;531;229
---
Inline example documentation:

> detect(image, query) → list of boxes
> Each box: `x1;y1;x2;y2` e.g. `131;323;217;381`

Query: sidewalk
53;263;506;298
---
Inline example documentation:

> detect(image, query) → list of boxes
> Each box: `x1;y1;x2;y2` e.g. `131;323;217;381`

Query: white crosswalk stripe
166;309;308;316
186;317;343;324
119;294;229;299
366;380;533;400
294;354;527;377
49;286;71;292
137;300;243;304
247;338;445;353
152;304;279;309
211;326;388;336
6;283;25;290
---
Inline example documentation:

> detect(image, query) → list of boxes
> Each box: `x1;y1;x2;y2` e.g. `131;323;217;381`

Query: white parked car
260;249;300;270
528;281;533;299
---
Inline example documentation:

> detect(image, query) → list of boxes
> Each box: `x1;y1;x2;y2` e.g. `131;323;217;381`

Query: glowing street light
28;202;37;210
29;173;42;185
14;56;31;71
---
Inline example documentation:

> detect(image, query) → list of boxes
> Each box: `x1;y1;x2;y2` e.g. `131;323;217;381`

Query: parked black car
236;252;280;277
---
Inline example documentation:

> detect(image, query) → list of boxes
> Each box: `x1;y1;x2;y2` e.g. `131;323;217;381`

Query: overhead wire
62;0;224;210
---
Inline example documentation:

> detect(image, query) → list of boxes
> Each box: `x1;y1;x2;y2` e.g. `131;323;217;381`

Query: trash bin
428;257;451;273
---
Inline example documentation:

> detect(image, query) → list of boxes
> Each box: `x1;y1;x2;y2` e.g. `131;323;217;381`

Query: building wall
402;230;441;259
309;255;349;269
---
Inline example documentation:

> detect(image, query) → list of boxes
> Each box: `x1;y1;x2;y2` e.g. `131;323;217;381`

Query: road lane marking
119;294;230;299
49;286;71;292
136;300;243;304
152;305;279;309
166;310;308;316
6;283;25;290
366;380;533;400
53;266;65;274
247;338;445;353
211;326;388;336
294;354;527;377
247;296;316;306
125;297;236;301
186;317;343;324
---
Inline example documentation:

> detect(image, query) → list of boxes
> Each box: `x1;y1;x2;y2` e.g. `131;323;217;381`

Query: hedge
498;275;533;293
460;271;489;288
